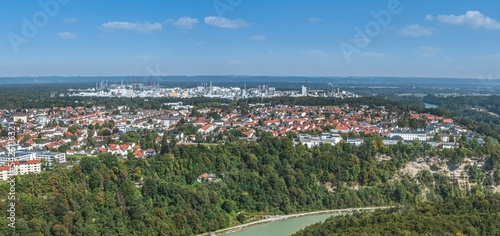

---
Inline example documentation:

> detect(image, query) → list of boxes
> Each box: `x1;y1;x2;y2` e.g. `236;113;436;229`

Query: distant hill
0;76;498;88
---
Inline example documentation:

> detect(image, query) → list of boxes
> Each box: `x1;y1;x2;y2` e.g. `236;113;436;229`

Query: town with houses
0;102;485;181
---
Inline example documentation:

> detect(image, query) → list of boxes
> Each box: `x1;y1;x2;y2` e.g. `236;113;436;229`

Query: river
223;213;341;236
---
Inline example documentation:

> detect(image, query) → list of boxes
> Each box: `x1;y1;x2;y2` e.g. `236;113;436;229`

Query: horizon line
0;75;497;80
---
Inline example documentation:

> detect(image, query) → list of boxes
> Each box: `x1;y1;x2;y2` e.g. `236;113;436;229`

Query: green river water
224;213;341;236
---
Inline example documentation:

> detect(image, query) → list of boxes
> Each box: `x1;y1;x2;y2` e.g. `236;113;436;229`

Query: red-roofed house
198;124;215;134
263;120;280;126
332;125;350;133
134;150;145;158
0;166;10;181
4;159;41;177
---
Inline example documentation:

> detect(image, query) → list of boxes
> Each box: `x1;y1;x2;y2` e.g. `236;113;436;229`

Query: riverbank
199;206;393;236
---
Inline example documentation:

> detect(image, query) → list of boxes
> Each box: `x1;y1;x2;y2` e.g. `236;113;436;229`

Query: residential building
8;160;42;175
389;131;428;141
297;133;342;148
0;166;10;181
33;151;66;165
0;159;42;181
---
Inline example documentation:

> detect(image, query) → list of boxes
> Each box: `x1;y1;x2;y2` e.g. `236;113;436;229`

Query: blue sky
1;0;500;78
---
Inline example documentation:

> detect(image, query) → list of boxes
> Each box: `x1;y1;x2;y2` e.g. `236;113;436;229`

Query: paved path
199;206;393;236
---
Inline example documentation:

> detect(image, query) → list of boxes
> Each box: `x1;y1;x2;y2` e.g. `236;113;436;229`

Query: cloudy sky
1;0;500;78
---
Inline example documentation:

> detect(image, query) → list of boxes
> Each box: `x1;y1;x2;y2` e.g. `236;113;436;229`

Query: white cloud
474;53;500;60
137;55;158;59
167;17;199;29
204;16;249;29
63;17;78;23
427;11;500;30
420;46;442;57
302;50;328;58
249;35;266;41
308;17;322;23
399;24;434;37
348;37;371;45
487;53;500;59
58;32;77;39
228;59;243;65
361;52;385;57
101;21;163;33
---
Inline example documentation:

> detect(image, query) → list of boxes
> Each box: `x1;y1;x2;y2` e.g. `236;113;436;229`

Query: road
199;206;393;236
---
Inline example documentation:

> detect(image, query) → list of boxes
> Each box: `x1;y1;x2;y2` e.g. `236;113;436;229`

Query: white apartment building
389;131;428;141
298;133;342;148
34;151;66;165
0;166;10;181
0;151;66;166
0;159;41;181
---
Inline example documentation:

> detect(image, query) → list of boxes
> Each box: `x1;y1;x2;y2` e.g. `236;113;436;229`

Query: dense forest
0;134;498;235
293;194;500;236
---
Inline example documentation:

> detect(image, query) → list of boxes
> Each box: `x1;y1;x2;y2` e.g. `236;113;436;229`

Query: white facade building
0;160;41;181
301;86;307;96
298;133;342;148
389;131;428;141
35;152;66;165
0;151;66;166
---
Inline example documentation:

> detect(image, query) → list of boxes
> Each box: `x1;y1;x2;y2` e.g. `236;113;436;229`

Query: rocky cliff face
400;156;499;193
